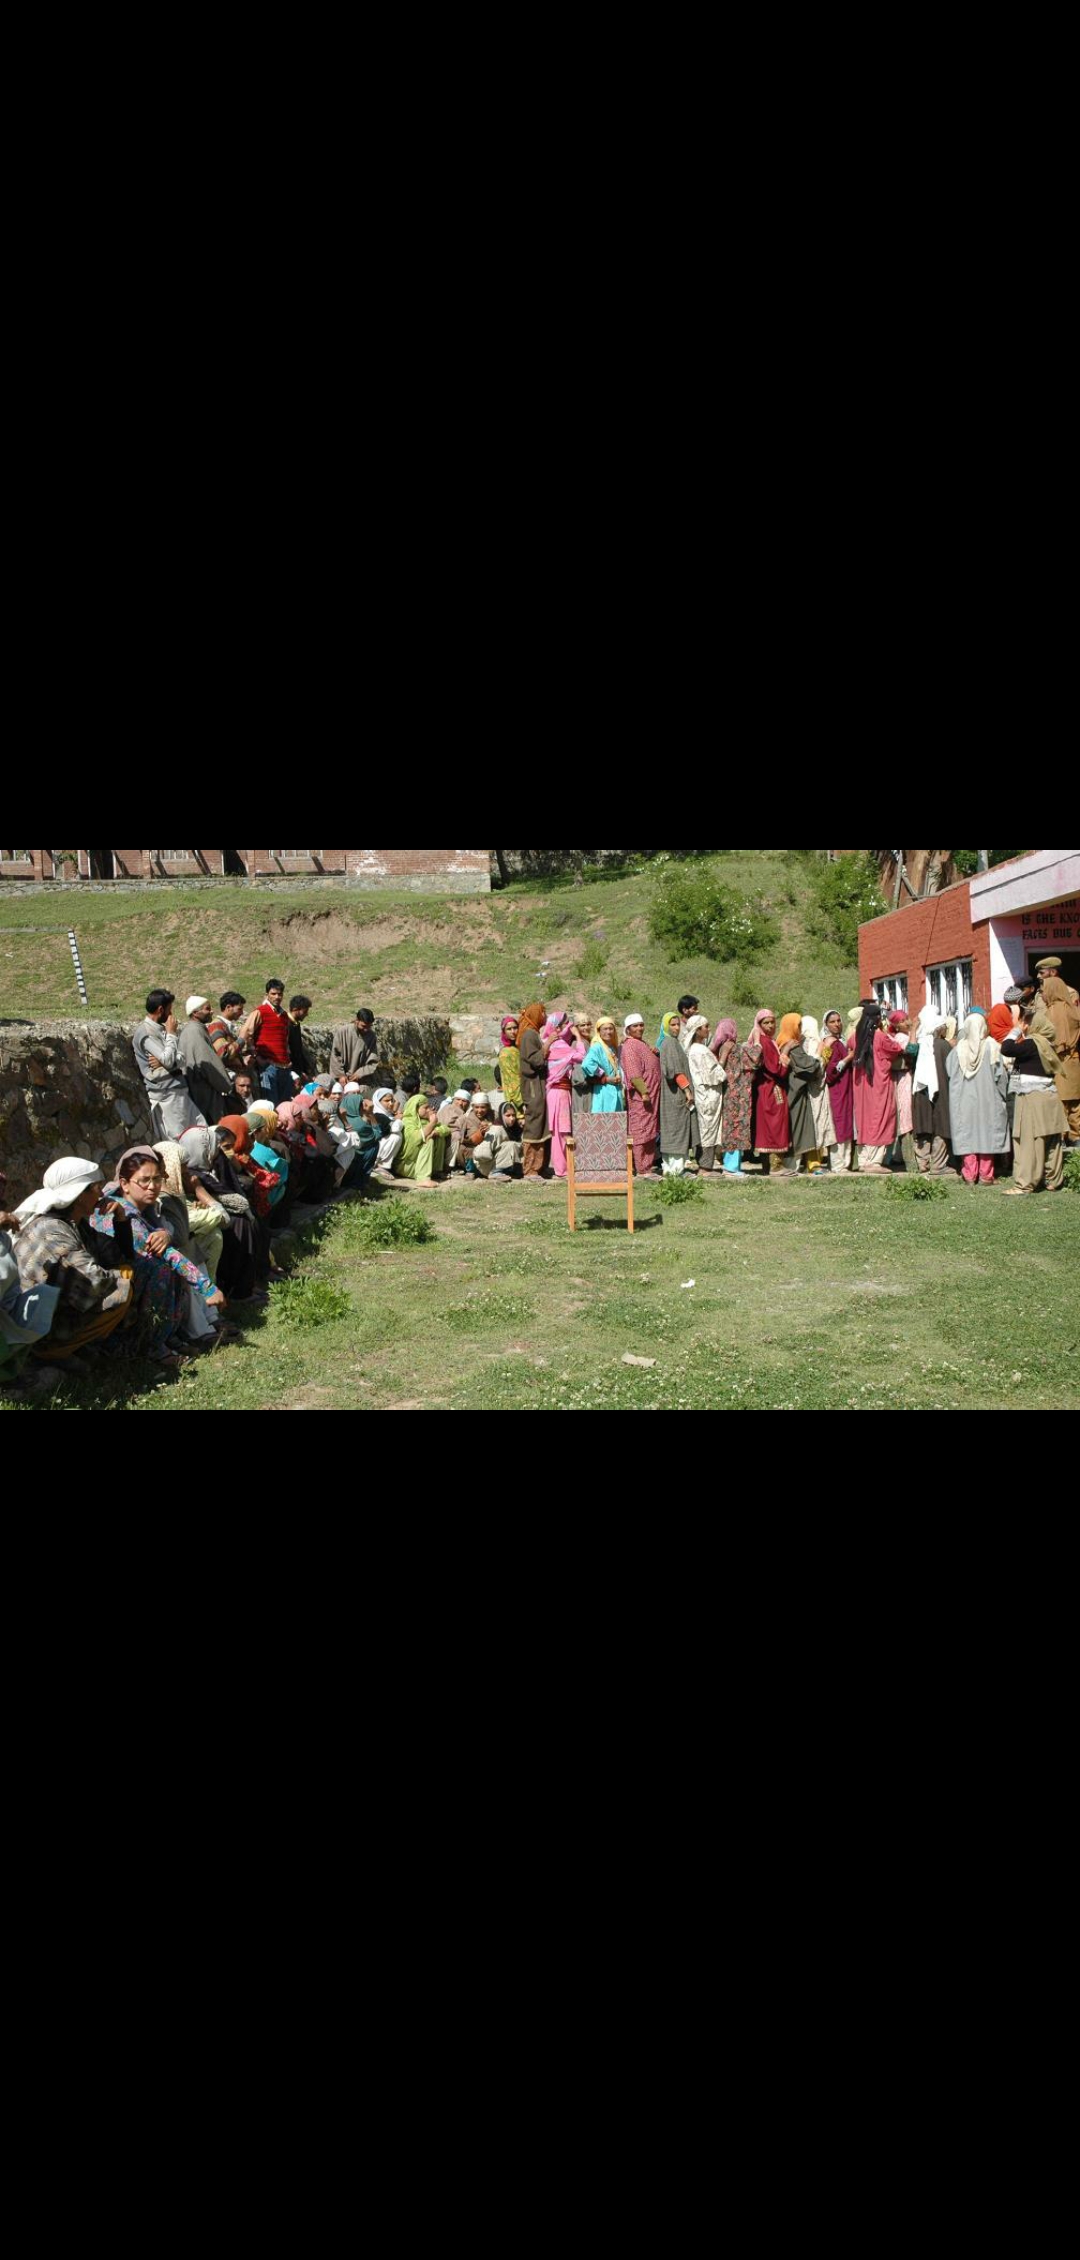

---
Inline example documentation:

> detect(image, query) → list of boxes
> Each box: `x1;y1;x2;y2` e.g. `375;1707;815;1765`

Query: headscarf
854;1003;882;1083
153;1142;188;1201
1021;1016;1063;1080
661;1013;683;1042
373;1089;395;1112
846;1007;862;1034
501;1015;520;1045
542;1012;569;1043
595;1018;621;1065
248;1100;279;1123
517;1005;545;1048
116;1147;161;1177
777;1014;803;1049
955;1012;996;1079
311;1076;334;1094
802;1015;822;1059
683;1016;709;1046
913;1005;945;1101
888;1010;909;1033
499;1102;520;1133
277;1093;318;1132
246;1109;279;1138
218;1116;253;1157
943;1016;958;1045
179;1125;220;1171
750;1010;776;1051
13;1158;104;1222
713;1019;738;1050
988;1005;1014;1045
624;1014;645;1033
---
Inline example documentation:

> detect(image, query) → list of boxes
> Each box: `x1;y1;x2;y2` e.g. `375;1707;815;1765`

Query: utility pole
977;849;990;872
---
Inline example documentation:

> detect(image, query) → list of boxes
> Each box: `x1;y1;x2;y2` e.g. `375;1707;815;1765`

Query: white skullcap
187;996;209;1016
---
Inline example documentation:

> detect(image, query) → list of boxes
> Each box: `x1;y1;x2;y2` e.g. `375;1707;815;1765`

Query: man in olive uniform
1036;958;1080;1143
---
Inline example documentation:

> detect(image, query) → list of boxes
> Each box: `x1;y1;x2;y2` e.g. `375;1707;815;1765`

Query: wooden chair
567;1113;636;1232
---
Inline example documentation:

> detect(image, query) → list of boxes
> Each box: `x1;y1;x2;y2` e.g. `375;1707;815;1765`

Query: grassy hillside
0;853;863;1029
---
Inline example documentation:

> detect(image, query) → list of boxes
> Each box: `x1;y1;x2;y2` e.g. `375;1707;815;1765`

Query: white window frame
927;958;973;1022
874;974;909;1013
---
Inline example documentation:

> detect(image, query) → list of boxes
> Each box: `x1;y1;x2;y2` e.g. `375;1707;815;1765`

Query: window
927;959;973;1022
874;975;908;1013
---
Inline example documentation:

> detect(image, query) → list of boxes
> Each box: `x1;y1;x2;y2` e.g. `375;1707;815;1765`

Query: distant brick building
859;849;1080;1020
0;848;491;892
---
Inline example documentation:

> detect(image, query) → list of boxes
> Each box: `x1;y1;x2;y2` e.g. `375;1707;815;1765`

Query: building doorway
1030;951;1080;995
87;849;117;879
223;849;247;875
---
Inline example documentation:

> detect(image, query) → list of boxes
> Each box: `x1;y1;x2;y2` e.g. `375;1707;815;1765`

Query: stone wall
0;1015;455;1207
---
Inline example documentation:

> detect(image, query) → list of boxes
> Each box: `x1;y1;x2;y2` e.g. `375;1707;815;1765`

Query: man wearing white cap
178;997;235;1127
10;1160;132;1368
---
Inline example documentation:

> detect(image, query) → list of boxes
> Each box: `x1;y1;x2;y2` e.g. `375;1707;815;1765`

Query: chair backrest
573;1113;630;1180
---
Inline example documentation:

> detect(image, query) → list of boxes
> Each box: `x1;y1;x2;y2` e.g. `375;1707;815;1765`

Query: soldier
1036;958;1080;1143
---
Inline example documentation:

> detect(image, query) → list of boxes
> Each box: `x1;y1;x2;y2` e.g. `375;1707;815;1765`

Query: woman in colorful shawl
712;1021;757;1174
822;1011;856;1172
659;1014;698;1165
546;1013;585;1177
180;1124;269;1301
945;1011;1010;1185
800;1018;837;1168
274;1093;338;1203
911;1006;954;1176
581;1019;626;1117
853;1003;905;1174
91;1149;224;1355
683;1017;726;1171
621;1015;662;1178
393;1094;452;1184
750;1009;791;1171
498;1016;524;1114
518;1003;553;1178
154;1141;227;1278
779;1014;827;1173
244;1112;291;1210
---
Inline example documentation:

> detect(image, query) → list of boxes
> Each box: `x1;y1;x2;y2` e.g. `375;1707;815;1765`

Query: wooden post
567;1140;577;1232
627;1144;635;1233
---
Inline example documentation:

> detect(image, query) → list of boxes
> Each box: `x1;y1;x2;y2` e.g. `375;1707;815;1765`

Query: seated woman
244;1110;291;1211
90;1149;225;1359
485;1101;525;1179
340;1088;382;1186
274;1093;339;1205
10;1158;134;1367
181;1124;272;1300
2;1167;65;1385
217;1115;280;1220
371;1090;405;1178
154;1142;227;1277
394;1094;452;1183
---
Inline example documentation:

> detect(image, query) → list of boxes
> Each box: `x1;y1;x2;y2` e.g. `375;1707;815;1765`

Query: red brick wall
4;849;491;887
859;881;993;1011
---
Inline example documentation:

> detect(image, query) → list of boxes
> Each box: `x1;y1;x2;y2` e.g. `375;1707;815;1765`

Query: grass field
0;853;860;1028
5;1172;1077;1415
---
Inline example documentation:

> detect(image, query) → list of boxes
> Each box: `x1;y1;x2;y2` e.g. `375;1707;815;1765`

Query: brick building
859;849;1080;1021
0;847;491;892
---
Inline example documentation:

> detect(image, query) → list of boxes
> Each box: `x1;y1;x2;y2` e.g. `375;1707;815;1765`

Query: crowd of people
2;961;1077;1398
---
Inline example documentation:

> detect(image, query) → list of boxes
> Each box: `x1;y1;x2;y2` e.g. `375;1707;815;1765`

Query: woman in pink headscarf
545;1013;584;1178
621;1015;662;1177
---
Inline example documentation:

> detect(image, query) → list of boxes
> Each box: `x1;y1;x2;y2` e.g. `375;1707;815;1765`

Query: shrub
348;1199;436;1250
804;854;883;961
577;936;611;986
1063;1151;1080;1194
884;1175;948;1203
271;1277;351;1328
656;1173;705;1208
650;871;778;964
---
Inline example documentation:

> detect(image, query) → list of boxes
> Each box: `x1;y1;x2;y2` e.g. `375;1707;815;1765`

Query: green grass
0;853;861;1028
4;1173;1077;1413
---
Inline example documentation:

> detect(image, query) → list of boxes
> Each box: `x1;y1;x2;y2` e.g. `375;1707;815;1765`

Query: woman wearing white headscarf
683;1016;726;1171
11;1160;132;1362
912;1006;954;1175
801;1018;838;1164
372;1089;405;1177
1;1167;62;1388
946;1012;1010;1186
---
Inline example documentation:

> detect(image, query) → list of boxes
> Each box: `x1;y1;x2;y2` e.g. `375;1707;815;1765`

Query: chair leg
568;1145;577;1232
627;1146;635;1233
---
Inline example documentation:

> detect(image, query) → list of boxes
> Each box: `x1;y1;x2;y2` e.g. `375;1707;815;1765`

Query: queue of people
1;961;1076;1398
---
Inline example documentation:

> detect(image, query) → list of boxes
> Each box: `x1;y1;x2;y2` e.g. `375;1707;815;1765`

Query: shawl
750;1010;776;1049
913;1006;945;1100
153;1143;189;1202
1024;1021;1063;1079
276;1094;318;1132
661;1012;683;1041
517;1004;546;1048
683;1016;708;1046
802;1015;823;1059
13;1158;104;1222
711;1018;738;1058
542;1012;569;1043
955;1013;996;1079
218;1116;253;1158
987;1005;1014;1045
777;1014;803;1049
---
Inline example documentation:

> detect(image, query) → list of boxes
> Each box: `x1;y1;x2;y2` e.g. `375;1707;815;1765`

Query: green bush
884;1175;948;1203
577;936;610;986
1063;1151;1080;1194
348;1199;436;1250
656;1173;705;1207
804;855;884;961
650;872;777;964
271;1277;351;1328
